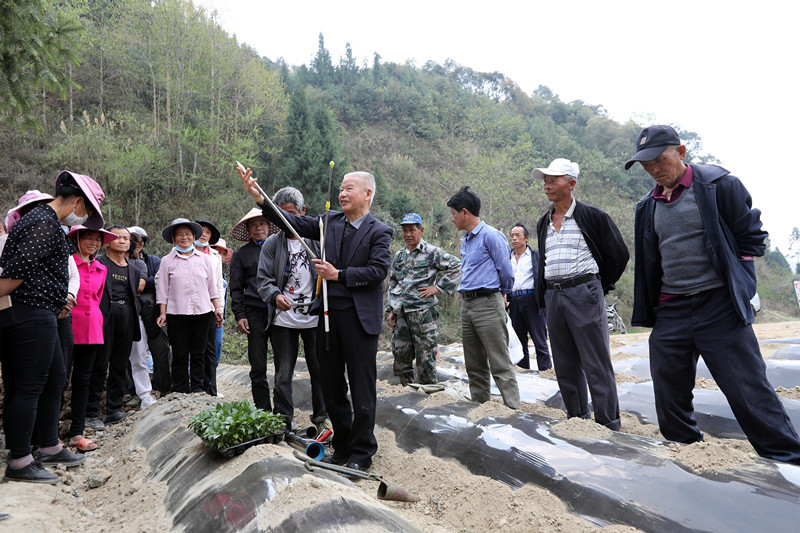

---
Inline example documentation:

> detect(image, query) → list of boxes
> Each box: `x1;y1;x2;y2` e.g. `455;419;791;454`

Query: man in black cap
627;125;800;464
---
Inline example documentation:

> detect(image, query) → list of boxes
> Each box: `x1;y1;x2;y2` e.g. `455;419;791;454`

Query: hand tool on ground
293;450;421;502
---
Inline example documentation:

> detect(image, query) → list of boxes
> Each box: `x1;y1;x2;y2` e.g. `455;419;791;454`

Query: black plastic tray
215;432;284;458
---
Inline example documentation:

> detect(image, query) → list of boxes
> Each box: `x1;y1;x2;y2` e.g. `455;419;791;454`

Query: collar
464;220;486;240
348;212;369;230
405;239;426;254
653;165;693;200
549;198;577;219
169;247;203;259
513;246;531;259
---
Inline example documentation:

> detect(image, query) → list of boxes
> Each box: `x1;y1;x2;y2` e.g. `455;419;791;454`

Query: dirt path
1;322;799;531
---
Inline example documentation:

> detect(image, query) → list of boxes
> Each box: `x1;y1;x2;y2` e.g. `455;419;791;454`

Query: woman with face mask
156;219;223;394
0;171;105;484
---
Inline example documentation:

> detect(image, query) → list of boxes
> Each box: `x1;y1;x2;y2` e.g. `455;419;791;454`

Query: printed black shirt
0;203;75;314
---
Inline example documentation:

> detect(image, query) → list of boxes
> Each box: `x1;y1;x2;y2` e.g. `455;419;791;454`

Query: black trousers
68;344;99;438
140;295;172;394
58;315;75;387
168;313;213;393
508;292;551;370
270;324;327;429
245;307;271;411
544;279;620;430
650;287;800;463
203;313;218;396
0;302;65;459
319;306;378;466
88;301;135;416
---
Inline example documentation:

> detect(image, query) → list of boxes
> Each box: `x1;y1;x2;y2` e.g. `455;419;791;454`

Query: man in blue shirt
447;186;520;409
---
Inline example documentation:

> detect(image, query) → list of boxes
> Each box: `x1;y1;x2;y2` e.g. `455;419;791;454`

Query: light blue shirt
458;221;514;293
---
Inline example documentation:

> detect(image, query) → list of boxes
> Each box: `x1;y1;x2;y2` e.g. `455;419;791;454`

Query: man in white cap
534;158;629;430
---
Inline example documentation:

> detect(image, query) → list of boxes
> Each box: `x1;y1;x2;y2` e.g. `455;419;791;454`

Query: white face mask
62;202;89;226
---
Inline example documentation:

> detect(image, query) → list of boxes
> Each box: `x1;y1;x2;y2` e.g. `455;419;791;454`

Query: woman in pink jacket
66;225;118;451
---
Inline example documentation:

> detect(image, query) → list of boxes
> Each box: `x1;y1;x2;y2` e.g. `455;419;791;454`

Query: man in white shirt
507;224;550;371
257;187;327;433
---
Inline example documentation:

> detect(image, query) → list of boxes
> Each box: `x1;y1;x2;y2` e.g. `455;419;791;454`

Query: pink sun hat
5;190;54;232
55;171;106;230
66;224;120;245
211;238;234;263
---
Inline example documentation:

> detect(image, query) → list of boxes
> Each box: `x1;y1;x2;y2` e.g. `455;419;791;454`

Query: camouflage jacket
386;239;461;313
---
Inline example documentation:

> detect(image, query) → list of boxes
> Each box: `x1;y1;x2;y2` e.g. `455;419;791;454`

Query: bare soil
1;321;799;532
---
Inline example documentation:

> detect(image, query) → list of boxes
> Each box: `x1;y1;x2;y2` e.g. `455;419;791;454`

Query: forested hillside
2;0;797;337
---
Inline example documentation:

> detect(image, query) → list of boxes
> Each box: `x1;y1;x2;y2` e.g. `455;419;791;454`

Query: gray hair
344;171;376;206
272;186;304;212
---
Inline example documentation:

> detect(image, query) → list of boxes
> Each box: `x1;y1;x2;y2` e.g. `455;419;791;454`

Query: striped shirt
544;199;599;280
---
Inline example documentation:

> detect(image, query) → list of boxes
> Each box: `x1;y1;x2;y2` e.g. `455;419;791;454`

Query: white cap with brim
161;218;203;243
531;158;580;180
128;226;148;239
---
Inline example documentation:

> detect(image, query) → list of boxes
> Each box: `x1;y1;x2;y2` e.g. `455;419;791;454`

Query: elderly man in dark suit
238;167;392;477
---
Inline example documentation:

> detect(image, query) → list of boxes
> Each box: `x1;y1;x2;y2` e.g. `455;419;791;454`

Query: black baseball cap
625;125;681;170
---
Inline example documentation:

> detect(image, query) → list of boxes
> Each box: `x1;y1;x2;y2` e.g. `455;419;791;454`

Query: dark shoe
35;446;86;468
103;410;129;425
86;417;105;431
321;453;350;466
3;461;58;484
341;461;371;482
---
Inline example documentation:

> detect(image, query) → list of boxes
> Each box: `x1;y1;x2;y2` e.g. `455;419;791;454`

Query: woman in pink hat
0;171;105;483
65;226;119;451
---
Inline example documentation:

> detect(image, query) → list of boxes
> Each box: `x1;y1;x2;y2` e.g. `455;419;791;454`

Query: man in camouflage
386;213;461;385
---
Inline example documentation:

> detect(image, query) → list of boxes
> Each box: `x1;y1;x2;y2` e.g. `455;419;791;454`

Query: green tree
0;0;82;126
310;33;333;88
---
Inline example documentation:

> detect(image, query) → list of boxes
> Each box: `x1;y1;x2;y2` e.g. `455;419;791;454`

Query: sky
196;0;799;256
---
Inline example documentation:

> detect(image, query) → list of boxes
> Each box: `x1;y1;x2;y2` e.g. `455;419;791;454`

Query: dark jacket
96;254;142;342
256;232;321;330
260;205;393;336
632;164;766;327
230;241;269;322
139;251;161;296
536;201;630;309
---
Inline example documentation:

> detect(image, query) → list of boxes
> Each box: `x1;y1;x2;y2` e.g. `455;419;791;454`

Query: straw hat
231;208;267;242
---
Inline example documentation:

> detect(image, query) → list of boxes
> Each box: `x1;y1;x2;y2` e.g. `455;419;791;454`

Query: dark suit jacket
260;206;393;336
96;254;142;342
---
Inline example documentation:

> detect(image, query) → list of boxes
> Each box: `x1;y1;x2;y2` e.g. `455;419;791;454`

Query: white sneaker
140;394;157;408
216;392;224;399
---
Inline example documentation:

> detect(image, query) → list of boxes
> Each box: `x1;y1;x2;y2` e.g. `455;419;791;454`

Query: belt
460;288;499;300
509;289;534;298
546;273;598;291
111;299;130;305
